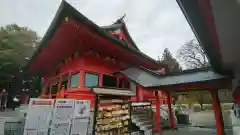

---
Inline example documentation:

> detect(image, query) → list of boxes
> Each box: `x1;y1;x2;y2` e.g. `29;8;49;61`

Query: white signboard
50;123;71;135
24;98;54;135
50;99;75;135
93;88;134;96
52;99;75;123
24;130;48;135
70;100;91;135
144;129;152;135
24;98;91;135
131;102;151;107
131;131;141;135
70;117;89;135
73;100;90;118
24;130;38;135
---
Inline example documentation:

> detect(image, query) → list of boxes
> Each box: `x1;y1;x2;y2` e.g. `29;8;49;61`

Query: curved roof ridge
101;17;140;51
26;0;166;72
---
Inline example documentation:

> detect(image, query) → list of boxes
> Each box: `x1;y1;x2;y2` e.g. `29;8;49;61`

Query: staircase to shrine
129;102;170;133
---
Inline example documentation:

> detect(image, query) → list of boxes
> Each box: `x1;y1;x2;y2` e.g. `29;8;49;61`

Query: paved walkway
158;127;233;135
0;109;18;117
190;110;232;127
158;110;234;135
0;107;235;135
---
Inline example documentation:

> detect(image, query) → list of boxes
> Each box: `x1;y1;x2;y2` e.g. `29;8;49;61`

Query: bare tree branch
176;39;211;110
177;39;209;69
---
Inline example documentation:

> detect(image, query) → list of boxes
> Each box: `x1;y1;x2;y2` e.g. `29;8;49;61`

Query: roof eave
176;0;232;76
27;0;164;73
24;0;67;73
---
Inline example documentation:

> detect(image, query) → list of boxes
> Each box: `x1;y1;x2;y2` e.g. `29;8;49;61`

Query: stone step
132;117;150;123
132;114;150;119
140;124;153;130
136;121;153;127
131;112;147;115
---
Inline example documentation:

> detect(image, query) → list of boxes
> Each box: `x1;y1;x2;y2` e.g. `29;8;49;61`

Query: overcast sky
0;0;195;62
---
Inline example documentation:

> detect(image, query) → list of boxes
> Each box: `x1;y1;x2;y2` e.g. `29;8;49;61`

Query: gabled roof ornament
115;14;126;24
119;14;126;21
64;17;69;22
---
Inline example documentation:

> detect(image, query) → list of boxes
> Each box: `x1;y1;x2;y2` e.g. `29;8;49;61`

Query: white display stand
23;98;54;135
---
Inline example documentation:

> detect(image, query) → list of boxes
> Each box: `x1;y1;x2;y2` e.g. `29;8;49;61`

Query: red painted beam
198;0;222;61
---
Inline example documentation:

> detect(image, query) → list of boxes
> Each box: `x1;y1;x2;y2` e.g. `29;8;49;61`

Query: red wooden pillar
211;90;224;135
138;86;144;101
57;89;65;98
155;91;162;135
166;91;174;128
79;70;85;88
136;86;139;101
40;93;45;98
23;94;29;104
99;74;103;87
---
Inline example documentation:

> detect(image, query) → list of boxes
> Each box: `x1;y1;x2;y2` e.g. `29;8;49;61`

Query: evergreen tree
158;48;182;73
158;48;182;105
0;24;41;106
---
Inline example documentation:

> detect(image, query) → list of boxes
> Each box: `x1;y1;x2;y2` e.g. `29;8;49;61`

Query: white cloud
0;0;195;62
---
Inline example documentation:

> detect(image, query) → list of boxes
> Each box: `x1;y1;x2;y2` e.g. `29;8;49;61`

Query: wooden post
99;74;103;87
211;90;224;135
23;94;29;104
79;70;85;88
166;91;175;128
155;91;162;135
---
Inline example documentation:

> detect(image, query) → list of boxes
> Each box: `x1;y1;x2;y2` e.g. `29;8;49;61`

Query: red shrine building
27;1;169;108
27;1;240;135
